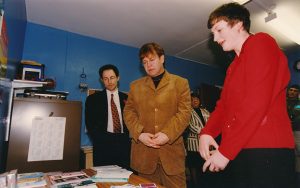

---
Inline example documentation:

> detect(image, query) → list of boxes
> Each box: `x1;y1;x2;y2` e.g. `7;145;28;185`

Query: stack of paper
91;165;133;182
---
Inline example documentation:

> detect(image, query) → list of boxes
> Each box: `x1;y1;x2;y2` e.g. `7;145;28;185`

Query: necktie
111;94;121;133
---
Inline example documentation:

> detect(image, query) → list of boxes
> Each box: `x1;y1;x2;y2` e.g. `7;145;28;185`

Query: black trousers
92;132;131;169
223;148;296;188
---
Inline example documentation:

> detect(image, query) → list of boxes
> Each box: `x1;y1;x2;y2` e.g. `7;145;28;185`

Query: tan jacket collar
144;71;170;90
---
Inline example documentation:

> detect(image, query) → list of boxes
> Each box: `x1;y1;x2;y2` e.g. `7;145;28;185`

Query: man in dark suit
85;64;130;168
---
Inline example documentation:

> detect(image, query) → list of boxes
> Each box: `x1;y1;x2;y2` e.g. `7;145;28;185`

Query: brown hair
207;2;251;32
139;42;165;62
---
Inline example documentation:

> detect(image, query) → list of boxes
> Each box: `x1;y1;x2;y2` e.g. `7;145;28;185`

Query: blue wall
22;22;225;146
286;48;300;86
5;0;27;79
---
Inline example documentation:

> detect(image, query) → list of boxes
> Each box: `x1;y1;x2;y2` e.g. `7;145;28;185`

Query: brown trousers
139;163;186;188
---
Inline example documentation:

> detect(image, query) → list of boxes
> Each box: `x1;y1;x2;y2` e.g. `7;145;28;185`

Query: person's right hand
198;134;219;160
138;133;160;148
202;149;229;172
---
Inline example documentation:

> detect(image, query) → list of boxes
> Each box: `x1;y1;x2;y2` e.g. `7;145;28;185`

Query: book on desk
91;165;133;183
1;167;164;188
17;172;47;188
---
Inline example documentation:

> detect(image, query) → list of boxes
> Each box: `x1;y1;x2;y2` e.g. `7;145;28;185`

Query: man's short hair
98;64;119;78
207;2;251;33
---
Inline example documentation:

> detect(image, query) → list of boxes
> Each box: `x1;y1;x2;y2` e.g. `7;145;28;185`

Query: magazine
17;172;47;188
55;179;96;188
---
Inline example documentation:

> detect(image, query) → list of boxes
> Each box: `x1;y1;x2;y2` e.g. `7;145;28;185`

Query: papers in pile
91;165;133;182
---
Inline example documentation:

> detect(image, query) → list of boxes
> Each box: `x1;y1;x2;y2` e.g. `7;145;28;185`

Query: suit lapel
156;71;170;90
144;76;156;91
100;89;108;120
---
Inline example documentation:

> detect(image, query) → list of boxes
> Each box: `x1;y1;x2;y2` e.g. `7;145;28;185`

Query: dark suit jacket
85;89;130;167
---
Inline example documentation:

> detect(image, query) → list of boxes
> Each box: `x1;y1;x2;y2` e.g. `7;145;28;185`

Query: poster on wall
0;9;8;78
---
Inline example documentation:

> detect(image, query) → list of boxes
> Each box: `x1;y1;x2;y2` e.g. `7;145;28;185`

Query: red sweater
200;33;295;160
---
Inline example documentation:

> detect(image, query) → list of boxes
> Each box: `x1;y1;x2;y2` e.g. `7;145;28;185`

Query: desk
84;169;165;188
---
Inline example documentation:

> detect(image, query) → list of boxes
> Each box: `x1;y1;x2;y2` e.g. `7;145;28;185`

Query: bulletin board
6;98;82;173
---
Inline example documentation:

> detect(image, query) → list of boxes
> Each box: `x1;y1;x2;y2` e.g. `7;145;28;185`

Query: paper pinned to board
27;116;66;161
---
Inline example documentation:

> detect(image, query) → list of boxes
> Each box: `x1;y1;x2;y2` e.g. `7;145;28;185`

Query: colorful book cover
17;172;47;188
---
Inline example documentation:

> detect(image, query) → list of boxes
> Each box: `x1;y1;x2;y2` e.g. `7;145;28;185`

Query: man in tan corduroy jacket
124;42;191;188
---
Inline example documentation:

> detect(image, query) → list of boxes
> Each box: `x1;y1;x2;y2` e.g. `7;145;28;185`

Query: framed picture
87;88;101;96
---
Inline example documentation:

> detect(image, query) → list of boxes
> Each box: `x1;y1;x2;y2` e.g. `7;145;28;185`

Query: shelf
12;79;47;89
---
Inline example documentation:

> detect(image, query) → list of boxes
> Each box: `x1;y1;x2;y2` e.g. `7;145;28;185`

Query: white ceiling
25;0;300;67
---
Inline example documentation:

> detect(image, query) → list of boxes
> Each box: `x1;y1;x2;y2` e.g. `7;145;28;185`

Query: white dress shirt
106;89;124;133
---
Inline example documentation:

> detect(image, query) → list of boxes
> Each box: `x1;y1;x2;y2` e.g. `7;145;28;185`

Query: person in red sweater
198;2;295;188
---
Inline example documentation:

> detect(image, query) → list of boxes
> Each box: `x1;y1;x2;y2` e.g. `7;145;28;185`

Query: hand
198;134;219;160
152;132;169;146
202;150;229;172
138;133;160;148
